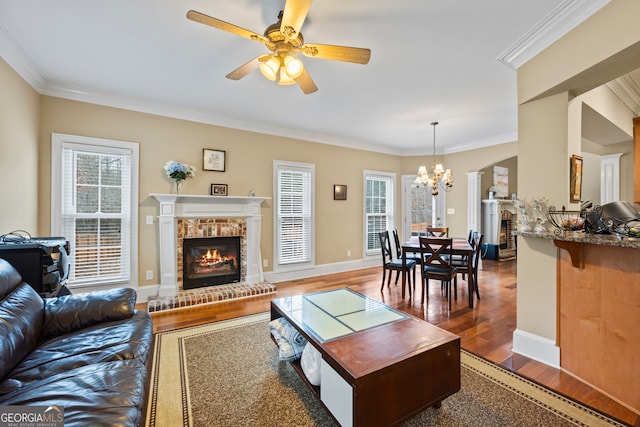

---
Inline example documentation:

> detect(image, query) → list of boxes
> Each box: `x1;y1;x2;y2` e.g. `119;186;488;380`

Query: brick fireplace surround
148;194;274;312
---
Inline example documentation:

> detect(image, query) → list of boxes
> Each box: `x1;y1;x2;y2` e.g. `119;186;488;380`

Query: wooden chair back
378;231;394;264
426;227;449;237
392;229;402;259
419;237;454;273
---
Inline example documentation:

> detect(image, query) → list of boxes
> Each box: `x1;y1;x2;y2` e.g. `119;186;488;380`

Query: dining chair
378;231;417;295
392;229;421;268
419;237;457;310
470;234;483;300
426;227;449;237
452;233;483;299
452;230;477;280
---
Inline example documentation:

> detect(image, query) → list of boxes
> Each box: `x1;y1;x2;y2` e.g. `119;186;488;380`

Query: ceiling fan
186;0;371;94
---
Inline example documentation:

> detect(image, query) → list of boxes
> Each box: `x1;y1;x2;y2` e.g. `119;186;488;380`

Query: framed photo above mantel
203;149;226;172
210;183;228;196
569;154;583;203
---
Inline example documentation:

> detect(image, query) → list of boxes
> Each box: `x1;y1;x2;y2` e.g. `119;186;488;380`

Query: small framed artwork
333;184;347;200
210;183;228;196
203;149;226;172
569;154;583;203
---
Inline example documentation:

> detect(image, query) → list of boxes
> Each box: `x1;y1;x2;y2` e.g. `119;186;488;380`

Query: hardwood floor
146;259;638;426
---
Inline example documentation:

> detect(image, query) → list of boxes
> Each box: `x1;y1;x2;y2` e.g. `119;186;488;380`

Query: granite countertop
514;230;640;249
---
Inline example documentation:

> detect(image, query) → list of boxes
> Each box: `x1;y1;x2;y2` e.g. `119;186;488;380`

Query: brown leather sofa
0;258;153;426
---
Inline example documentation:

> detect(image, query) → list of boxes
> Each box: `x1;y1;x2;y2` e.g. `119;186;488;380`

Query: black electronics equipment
0;231;70;297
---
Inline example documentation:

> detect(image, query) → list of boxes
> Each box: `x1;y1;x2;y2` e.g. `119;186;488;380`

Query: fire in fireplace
182;236;241;289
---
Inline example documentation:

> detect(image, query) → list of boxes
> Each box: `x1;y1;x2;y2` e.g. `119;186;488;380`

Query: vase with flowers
164;160;196;194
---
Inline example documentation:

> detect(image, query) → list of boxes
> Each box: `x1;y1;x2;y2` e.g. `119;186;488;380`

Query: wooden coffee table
270;288;460;427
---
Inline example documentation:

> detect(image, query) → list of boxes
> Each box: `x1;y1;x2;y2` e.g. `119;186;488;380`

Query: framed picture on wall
203;149;226;172
210;183;228;196
334;184;347;200
570;155;583;203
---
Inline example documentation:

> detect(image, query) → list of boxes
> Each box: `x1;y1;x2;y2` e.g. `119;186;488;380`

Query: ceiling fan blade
187;10;270;45
226;56;267;80
302;43;371;64
280;0;313;42
295;69;318;94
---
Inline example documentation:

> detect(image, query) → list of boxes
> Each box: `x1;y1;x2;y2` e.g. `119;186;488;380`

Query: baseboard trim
136;258;378;303
512;328;560;368
265;258;378;283
137;284;159;304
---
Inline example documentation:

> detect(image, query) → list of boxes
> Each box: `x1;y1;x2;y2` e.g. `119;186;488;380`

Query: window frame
50;133;139;290
364;170;396;256
273;160;315;272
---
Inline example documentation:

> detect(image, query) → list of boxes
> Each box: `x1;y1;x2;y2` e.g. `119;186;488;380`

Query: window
274;161;314;269
51;134;138;289
364;171;395;255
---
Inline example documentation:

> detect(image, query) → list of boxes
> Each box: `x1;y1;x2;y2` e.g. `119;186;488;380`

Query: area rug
146;313;626;427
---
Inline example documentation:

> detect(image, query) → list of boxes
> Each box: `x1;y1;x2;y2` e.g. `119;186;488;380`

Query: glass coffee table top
272;288;407;342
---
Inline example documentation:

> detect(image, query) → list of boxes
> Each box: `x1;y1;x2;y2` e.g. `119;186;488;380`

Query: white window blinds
52;135;138;288
276;163;313;266
365;172;395;254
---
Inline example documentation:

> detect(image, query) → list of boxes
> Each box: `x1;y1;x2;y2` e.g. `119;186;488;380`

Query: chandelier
415;121;453;196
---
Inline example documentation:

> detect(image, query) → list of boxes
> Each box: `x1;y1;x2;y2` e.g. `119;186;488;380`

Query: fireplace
183;236;241;289
151;194;267;297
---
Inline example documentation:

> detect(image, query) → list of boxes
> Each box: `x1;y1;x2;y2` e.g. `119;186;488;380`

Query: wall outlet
447;208;456;215
347;250;351;257
145;270;153;280
146;215;154;225
263;259;268;268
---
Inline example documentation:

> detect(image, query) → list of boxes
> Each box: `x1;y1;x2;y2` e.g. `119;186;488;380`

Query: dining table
401;236;477;308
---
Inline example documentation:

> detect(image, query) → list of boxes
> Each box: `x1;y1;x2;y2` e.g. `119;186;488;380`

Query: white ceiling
0;0;612;155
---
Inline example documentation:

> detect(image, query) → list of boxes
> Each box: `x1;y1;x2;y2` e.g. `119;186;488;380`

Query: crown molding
606;76;640;116
0;23;46;90
497;0;611;70
39;80;404;156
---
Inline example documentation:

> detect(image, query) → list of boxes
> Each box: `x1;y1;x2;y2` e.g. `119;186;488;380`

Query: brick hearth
147;282;276;313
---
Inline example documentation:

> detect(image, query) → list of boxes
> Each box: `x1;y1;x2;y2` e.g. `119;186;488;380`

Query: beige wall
4;53;514;286
0;58;40;233
37;96;401;284
402;143;517;236
480;156;518;199
516;0;640;348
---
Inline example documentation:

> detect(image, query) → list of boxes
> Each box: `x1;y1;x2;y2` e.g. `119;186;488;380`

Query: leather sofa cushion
0;283;43;379
0;259;22;299
0;359;147;427
0;311;152;395
41;287;137;340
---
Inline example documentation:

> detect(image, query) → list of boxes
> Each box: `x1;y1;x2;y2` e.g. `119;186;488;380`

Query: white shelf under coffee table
270;288;461;427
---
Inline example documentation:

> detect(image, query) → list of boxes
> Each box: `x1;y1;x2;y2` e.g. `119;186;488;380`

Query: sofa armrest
41;288;137;340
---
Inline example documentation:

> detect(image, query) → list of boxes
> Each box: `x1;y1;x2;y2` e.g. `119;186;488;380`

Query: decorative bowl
546;209;585;233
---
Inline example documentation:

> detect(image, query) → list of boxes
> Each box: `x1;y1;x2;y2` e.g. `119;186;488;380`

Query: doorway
402;175;446;241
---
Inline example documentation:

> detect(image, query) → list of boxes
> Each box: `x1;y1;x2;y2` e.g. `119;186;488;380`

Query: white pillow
300;342;322;386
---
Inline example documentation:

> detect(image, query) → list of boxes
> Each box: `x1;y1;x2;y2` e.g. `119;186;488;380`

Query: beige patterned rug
146;313;626;427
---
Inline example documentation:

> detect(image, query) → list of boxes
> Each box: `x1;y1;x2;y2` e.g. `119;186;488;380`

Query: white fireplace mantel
151;194;269;297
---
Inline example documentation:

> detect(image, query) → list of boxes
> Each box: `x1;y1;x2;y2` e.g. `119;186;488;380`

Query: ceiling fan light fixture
259;56;281;81
283;55;304;79
278;67;296;85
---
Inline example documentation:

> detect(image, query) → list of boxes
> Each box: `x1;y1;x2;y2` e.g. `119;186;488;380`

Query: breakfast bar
516;230;640;413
